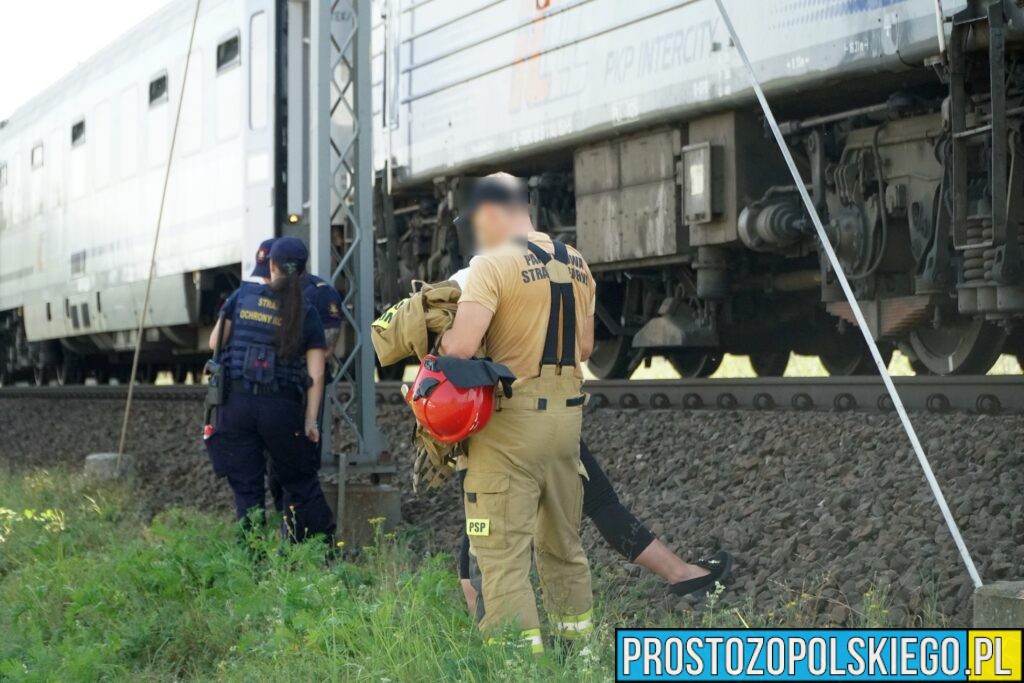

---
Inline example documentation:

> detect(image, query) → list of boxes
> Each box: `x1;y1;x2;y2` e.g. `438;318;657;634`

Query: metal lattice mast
310;0;382;528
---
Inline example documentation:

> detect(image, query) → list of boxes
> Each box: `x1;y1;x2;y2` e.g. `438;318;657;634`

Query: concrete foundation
320;477;402;548
84;452;133;480
974;581;1024;627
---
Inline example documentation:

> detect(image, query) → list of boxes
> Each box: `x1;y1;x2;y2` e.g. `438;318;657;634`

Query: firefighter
249;238;343;514
372;265;732;608
438;173;595;652
204;237;335;542
440;277;731;609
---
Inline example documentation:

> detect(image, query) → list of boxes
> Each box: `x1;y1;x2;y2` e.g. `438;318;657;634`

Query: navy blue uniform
205;282;335;541
303;274;343;331
266;274;343;513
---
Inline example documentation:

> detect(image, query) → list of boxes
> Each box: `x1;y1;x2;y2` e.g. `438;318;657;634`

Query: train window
31;143;43;169
96;292;102;314
71;119;86;147
70;305;80;330
216;33;241;73
81;303;91;328
149;72;168;106
0;163;6;188
46;303;52;322
249;12;268;130
71;251;86;277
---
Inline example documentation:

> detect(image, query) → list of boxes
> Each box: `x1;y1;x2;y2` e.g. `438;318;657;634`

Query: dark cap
269;236;309;275
454;175;529;230
250;238;277;279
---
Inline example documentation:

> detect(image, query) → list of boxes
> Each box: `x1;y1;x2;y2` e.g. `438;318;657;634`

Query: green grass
0;468;940;681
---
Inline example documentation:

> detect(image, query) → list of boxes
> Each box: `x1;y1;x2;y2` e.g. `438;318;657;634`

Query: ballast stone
84;452;134;480
974;581;1024;627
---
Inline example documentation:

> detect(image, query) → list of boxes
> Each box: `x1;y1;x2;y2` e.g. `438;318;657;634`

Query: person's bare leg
633;539;709;584
460;578;478;614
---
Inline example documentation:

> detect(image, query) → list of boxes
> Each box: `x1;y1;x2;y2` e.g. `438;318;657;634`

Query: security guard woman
205;237;335;542
440;173;595;652
250;238;344;353
249;237;343;514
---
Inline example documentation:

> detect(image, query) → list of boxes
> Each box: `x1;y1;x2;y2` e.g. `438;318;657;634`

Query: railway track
1;376;1022;414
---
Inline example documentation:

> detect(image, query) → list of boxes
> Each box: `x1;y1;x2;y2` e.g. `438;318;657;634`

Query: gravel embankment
1;397;1020;626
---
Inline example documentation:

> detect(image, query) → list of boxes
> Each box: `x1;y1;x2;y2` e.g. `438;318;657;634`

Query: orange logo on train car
510;0;552;111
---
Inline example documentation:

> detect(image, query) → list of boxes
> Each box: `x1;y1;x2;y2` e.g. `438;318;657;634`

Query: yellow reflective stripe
522;628;544;654
550;609;594;637
485;628;544;654
555;625;592;639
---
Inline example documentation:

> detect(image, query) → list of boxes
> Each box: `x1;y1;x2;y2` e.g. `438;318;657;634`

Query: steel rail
3;377;1022;415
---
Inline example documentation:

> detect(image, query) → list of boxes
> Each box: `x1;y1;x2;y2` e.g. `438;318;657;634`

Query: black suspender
523;240;577;369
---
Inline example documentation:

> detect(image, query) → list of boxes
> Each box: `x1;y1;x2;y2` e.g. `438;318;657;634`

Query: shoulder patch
372;299;406;330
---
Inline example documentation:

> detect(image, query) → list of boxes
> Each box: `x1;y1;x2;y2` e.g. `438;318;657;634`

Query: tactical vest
224;283;310;394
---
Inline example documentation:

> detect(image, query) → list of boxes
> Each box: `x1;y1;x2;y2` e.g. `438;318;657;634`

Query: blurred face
471;202;526;250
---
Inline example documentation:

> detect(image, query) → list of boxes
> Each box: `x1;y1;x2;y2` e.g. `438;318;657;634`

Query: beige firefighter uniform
459;231;596;648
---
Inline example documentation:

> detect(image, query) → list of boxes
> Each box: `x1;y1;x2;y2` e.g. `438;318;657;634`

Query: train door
241;0;277;277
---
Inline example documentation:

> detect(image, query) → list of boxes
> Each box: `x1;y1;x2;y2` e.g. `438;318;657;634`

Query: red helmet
407;355;495;443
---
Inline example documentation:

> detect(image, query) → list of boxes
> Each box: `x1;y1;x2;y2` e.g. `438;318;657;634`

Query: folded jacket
371;280;462;366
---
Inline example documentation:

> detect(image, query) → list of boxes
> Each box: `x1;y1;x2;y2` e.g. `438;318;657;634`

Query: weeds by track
1;376;1022;414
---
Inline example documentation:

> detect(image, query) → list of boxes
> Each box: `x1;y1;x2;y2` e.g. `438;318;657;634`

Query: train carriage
1;0;1023;382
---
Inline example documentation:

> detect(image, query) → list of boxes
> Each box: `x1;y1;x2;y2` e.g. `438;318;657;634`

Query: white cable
934;0;947;56
713;0;982;588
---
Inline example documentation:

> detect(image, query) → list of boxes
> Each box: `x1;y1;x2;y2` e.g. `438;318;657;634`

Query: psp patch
466;519;490;536
372;300;406;330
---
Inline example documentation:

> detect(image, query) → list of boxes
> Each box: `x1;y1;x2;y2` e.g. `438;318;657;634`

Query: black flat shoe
669;550;733;598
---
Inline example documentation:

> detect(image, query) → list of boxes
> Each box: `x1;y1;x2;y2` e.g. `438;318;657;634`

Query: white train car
0;0;277;382
2;0;1022;382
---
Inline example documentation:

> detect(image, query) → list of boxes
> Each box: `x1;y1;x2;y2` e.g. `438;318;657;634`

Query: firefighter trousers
463;368;593;646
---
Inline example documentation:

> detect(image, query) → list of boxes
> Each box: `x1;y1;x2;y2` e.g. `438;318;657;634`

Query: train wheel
820;344;893;376
909;318;1006;375
909;359;932;375
54;360;83;386
31;366;47;386
94;365;111;385
586;336;633;380
171;364;189;384
667;350;721;378
1018;352;1024;373
135;364;157;384
749;351;790;377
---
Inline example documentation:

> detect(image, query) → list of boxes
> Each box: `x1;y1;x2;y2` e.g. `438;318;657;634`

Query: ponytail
271;262;305;359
